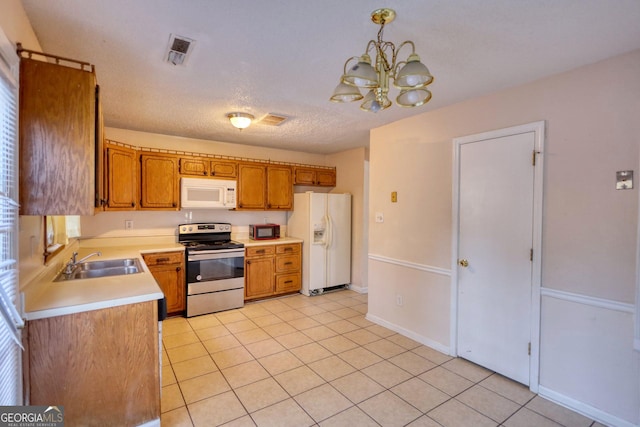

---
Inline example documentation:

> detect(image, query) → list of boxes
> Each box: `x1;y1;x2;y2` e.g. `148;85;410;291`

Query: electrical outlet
375;212;384;223
396;294;403;306
125;220;133;230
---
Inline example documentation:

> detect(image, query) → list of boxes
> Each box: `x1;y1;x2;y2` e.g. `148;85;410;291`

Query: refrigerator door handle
326;214;333;249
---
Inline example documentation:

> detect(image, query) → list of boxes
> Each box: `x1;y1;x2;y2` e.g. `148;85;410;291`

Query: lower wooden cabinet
25;301;160;426
245;243;301;301
142;251;185;314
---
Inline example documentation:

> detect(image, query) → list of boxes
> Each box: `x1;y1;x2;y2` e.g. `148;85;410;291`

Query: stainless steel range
178;223;245;317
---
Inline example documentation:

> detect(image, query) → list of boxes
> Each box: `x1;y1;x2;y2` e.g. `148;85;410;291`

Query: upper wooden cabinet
210;159;238;178
237;162;267;210
266;165;293;210
19;54;99;215
179;157;208;176
237;163;293;211
139;153;179;210
293;166;336;187
104;143;138;210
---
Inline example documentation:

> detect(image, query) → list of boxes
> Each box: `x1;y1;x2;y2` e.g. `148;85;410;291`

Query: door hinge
528;342;531;355
530;248;533;261
532;150;536;166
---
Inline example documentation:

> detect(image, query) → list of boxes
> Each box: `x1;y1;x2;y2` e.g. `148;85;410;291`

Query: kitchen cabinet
210;159;238;178
26;301;160;426
293;166;336;187
139;153;180;210
18;53;100;215
245;243;301;301
142;251;185;315
179;156;208;176
237;162;293;210
104;143;138;210
267;165;293;210
245;245;276;299
237;162;267;209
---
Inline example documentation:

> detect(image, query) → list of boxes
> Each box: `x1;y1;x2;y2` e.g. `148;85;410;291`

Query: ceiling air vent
166;34;195;66
258;113;289;126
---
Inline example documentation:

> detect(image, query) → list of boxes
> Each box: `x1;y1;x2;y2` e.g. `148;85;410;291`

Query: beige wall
368;49;640;424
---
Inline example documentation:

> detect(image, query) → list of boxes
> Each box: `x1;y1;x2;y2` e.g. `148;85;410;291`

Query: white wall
368;49;640;425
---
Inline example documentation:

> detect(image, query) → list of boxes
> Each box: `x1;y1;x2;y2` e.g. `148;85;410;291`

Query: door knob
458;259;469;267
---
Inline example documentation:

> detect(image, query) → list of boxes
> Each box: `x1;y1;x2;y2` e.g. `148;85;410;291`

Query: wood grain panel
266;165;292;210
19;58;95;215
237;162;266;209
139;153;179;209
28;302;160;426
210;160;238;178
105;144;138;209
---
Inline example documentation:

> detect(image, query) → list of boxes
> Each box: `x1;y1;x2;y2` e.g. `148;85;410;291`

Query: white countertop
23;242;184;321
234;236;303;247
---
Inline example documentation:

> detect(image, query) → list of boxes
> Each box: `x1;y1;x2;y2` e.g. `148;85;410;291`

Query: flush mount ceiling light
330;8;434;112
227;112;254;130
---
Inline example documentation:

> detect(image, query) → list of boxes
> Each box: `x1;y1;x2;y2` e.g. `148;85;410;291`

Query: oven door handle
188;249;244;261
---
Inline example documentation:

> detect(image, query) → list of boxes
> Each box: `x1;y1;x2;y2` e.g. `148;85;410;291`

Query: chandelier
330;8;434;112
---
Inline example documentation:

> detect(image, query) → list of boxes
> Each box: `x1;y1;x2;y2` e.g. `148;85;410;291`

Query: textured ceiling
20;0;640;154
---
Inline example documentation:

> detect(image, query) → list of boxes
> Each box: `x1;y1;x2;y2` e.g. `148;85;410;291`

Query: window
0;27;22;405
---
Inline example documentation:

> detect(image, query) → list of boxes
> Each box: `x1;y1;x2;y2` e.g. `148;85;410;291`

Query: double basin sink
55;258;143;282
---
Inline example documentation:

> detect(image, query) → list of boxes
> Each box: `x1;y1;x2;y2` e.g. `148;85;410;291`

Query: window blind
0;26;22;406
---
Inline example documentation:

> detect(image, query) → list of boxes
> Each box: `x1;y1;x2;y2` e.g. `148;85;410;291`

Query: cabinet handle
284;280;293;284
256;249;265;254
247;260;251;265
172;203;177;207
131;202;135;207
284;247;292;252
176;267;181;272
211;171;215;176
156;257;170;263
284;262;292;266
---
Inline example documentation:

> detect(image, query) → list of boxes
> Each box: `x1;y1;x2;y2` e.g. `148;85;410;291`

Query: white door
326;194;351;287
456;130;536;385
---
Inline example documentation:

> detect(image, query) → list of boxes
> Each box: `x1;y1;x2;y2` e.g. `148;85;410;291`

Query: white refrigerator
287;192;351;295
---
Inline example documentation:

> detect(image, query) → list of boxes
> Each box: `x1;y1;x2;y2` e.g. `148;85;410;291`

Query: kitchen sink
55;258;143;282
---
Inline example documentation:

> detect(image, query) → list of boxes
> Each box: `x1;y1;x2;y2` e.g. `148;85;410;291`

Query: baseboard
365;312;450;355
538;386;638;427
347;284;368;294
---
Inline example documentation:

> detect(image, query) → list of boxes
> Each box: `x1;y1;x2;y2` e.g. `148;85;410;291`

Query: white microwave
180;177;237;209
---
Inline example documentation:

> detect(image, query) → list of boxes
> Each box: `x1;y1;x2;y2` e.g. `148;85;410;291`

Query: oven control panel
179;223;232;234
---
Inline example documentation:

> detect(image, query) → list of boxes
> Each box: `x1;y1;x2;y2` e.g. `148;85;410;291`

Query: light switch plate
616;170;633;190
375;212;384;223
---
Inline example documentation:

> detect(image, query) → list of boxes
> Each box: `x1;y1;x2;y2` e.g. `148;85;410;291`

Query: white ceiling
20;0;640;154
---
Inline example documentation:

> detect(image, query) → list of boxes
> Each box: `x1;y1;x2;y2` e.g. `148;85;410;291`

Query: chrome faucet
64;251;102;275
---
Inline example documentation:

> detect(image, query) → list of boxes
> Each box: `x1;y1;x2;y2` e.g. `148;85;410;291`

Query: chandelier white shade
330;8;434;112
227;112;254;129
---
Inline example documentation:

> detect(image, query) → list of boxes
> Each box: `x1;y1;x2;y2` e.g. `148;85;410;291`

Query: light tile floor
161;290;602;427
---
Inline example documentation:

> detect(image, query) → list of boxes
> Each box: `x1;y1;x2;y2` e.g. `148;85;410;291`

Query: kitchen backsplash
79;210;288;239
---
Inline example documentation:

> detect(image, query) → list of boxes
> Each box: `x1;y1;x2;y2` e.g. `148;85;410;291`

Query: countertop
22;235;303;321
234;236;303;247
23;241;184;321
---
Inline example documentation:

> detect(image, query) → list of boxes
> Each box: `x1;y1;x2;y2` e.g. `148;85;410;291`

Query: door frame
450;121;545;392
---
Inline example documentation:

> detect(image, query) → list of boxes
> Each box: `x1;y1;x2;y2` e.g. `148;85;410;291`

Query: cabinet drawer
275;254;300;273
276;243;300;255
275;273;301;293
246;245;275;257
142;251;184;266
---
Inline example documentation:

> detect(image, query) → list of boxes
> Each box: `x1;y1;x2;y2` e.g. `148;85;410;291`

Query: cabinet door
179;157;209;176
315;169;337;186
293;167;316;185
237;163;266;210
105;144;137;210
149;264;185;314
140;153;179;209
245;257;274;299
267;165;293;210
210;160;238;178
19;58;96;215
